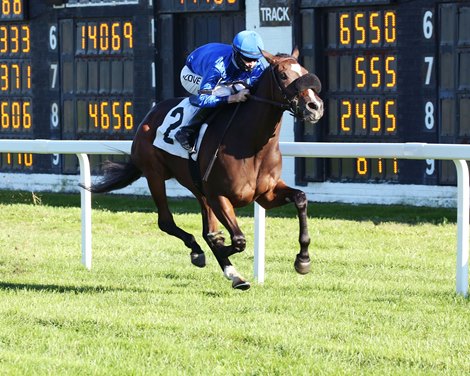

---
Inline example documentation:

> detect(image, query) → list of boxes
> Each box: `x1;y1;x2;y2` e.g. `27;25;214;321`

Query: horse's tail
80;159;142;194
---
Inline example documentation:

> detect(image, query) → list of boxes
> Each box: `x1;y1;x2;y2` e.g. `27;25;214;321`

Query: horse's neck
220;69;285;157
249;72;285;144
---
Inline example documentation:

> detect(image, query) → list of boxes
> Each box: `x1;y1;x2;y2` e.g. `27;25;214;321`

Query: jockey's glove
228;89;250;103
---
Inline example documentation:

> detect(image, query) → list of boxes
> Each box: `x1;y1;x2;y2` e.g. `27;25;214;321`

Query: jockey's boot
175;107;212;153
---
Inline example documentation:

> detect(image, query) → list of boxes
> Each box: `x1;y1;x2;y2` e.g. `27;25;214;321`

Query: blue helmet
232;30;264;60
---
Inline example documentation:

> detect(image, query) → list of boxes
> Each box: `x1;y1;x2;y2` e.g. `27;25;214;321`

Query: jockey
175;30;266;153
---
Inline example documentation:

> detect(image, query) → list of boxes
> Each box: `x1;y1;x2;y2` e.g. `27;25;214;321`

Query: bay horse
84;48;324;290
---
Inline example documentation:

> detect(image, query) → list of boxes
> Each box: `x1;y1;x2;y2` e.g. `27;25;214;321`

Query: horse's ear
261;49;276;65
291;46;300;59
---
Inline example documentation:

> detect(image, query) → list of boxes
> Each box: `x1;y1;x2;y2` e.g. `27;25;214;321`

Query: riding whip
202;102;241;182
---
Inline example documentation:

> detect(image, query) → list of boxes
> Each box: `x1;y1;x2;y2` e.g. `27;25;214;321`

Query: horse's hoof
232;277;251;290
190;252;206;268
294;255;311;274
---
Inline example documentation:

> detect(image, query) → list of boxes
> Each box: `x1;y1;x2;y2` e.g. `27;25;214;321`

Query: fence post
77;153;92;270
254;203;266;283
453;159;469;297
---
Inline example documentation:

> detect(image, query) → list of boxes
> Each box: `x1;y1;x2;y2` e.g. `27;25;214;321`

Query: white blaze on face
289;62;324;119
290;63;303;76
307;88;324;118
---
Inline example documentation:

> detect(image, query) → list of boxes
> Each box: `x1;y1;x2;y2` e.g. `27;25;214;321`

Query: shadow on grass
0;281;150;294
0;280;232;297
0;190;457;225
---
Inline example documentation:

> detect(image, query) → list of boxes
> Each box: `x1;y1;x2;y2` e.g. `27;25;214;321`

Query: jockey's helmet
232;30;264;71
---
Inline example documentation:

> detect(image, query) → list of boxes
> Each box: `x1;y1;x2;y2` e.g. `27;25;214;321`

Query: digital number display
0;1;29;170
0;61;31;91
0;24;30;53
61;19;136;139
1;100;32;130
307;0;392;6
161;0;243;12
299;1;470;185
75;99;134;133
1;0;25;21
0;0;467;190
76;21;133;55
1;1;242;174
61;0;138;7
326;9;398;181
0;1;156;174
0;22;31;137
0;152;33;170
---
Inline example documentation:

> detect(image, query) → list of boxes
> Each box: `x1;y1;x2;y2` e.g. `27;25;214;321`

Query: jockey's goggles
240;55;259;63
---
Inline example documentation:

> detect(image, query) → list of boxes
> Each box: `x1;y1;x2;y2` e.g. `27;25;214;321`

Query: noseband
250;59;321;118
284;73;322;99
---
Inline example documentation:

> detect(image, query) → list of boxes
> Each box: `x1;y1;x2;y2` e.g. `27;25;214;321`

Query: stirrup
175;129;196;152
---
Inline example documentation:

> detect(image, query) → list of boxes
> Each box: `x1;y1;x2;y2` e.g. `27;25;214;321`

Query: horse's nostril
308;102;318;111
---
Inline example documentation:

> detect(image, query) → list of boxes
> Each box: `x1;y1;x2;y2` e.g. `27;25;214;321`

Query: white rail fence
0;139;468;297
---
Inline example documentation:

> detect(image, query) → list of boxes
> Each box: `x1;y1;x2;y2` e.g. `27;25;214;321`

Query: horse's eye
280;73;288;80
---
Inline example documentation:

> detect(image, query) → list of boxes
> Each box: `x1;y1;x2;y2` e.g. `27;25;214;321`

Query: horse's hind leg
145;171;206;268
257;179;311;274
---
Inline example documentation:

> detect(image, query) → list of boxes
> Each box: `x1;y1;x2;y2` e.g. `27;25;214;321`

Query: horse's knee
212;234;245;259
206;231;226;249
232;235;246;253
293;190;308;210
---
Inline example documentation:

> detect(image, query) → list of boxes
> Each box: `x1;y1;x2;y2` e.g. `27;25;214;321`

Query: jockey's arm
191;88;250;107
226;64;263;103
191;67;253;107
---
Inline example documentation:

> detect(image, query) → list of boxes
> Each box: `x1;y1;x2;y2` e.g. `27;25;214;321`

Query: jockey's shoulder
191;43;231;58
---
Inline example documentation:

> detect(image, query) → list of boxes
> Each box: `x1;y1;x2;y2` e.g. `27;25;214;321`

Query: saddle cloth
153;98;208;161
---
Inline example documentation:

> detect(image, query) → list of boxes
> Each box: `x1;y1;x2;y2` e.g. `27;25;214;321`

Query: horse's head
261;48;324;124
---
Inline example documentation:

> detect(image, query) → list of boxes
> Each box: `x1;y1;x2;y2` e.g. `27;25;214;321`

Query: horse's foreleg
257;180;311;274
198;197;232;270
146;173;206;268
209;196;247;258
206;196;250;290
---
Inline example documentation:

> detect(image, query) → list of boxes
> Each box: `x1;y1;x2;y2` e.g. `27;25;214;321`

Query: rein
249;64;291;113
248;94;291;111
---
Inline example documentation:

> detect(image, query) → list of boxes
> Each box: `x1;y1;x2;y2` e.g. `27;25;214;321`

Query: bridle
250;58;321;118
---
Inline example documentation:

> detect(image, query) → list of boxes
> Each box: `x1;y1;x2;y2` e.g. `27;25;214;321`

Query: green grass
0;191;468;375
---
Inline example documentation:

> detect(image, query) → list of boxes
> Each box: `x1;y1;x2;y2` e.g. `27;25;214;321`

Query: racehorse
83;48;324;290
